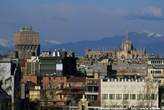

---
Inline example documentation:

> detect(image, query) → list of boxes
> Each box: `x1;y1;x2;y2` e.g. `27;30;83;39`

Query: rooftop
19;26;33;32
0;84;11;100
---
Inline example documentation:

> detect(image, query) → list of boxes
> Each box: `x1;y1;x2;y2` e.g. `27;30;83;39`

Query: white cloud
139;6;162;17
129;6;164;20
0;38;10;47
45;39;62;45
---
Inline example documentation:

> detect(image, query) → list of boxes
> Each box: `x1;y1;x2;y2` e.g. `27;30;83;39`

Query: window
151;94;157;100
123;94;129;100
94;87;99;92
151;70;161;75
151;71;153;74
151;61;153;64
137;94;143;100
144;94;151;100
130;94;136;100
116;94;122;100
102;94;108;100
87;95;97;100
109;94;115;100
156;70;161;74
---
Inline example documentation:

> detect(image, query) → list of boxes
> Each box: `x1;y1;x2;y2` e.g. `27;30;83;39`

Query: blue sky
0;0;164;43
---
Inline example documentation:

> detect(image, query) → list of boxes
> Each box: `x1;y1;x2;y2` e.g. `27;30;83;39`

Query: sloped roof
67;76;85;82
0;87;11;100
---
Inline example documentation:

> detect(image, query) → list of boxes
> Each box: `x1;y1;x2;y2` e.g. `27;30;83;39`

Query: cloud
0;2;164;43
0;38;10;47
45;39;62;45
140;7;162;17
128;6;164;21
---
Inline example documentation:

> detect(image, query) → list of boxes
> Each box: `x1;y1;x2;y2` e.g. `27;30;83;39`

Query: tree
144;72;158;109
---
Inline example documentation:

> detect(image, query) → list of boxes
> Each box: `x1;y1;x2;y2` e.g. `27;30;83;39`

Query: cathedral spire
122;32;133;51
125;31;129;41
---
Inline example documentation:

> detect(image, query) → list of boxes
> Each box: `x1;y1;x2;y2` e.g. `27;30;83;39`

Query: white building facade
100;78;159;108
148;58;164;85
0;58;20;110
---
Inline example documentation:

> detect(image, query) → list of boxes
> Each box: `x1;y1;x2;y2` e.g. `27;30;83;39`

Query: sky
0;0;164;44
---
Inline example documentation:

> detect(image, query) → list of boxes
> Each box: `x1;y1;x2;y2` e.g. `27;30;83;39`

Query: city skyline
0;0;164;43
1;1;164;110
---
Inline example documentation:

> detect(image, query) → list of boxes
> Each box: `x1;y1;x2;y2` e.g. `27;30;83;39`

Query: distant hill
1;31;164;56
41;32;164;56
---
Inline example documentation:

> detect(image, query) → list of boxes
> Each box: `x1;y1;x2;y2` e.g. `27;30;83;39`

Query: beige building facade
148;58;164;86
100;78;159;108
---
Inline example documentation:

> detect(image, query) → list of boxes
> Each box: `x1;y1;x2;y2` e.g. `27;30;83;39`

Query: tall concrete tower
13;26;40;59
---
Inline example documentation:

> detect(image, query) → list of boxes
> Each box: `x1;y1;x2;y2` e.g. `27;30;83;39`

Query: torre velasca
13;26;40;59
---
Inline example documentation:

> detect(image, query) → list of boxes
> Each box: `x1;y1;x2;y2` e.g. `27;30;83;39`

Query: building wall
85;78;100;106
13;26;40;59
41;76;68;106
25;56;40;75
29;86;41;101
39;57;63;76
0;61;13;96
0;59;21;110
22;75;37;84
42;76;67;89
112;63;147;76
86;50;102;59
13;32;39;45
148;58;164;86
100;78;159;108
117;50;146;60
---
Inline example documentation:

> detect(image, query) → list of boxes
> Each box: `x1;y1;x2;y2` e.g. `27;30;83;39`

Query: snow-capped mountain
142;31;163;38
41;31;164;55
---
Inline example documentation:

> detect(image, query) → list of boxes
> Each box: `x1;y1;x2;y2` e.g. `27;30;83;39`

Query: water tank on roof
57;51;60;57
52;52;56;57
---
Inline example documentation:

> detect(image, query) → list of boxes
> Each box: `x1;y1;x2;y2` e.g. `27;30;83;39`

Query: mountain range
41;31;164;56
0;31;164;56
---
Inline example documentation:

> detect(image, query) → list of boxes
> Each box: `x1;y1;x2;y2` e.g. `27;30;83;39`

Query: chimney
64;52;67;57
72;52;75;58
